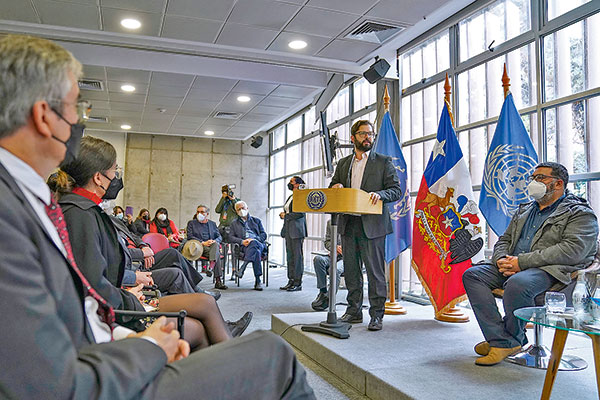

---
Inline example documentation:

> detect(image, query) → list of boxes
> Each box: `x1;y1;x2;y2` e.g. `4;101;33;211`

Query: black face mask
100;176;124;200
287;183;295;191
51;107;85;165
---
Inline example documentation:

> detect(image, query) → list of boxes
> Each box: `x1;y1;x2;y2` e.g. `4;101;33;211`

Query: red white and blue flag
411;103;484;317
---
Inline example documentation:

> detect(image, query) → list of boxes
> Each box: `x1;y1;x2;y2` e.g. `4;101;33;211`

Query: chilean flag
411;103;484;317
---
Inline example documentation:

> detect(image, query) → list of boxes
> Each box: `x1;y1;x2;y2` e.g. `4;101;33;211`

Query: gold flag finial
383;84;390;112
502;63;511;99
444;73;454;126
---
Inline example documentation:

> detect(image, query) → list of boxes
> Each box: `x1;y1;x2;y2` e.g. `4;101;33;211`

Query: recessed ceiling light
288;40;307;50
237;95;251;102
121;18;141;30
121;124;131;130
204;130;215;136
121;84;135;92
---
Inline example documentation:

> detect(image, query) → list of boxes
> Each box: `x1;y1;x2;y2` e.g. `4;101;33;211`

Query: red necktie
45;199;115;331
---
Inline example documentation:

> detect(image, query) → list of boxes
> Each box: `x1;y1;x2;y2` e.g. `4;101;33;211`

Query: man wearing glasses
463;162;598;365
329;120;401;331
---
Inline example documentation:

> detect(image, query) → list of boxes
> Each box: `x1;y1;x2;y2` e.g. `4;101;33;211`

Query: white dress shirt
351;151;370;189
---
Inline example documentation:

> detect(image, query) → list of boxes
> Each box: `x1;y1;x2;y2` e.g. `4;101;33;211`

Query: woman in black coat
132;208;151;235
57;136;240;349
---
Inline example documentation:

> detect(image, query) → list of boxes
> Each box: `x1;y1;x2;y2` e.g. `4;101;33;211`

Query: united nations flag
479;93;538;236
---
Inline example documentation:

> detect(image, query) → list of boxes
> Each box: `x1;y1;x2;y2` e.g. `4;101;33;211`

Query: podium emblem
306;190;327;210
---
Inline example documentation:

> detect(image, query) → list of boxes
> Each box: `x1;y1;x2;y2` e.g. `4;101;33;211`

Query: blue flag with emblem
374;111;411;262
479;93;538;236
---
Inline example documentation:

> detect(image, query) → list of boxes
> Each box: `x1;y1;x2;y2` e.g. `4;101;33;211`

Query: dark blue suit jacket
186;219;222;243
229;215;267;245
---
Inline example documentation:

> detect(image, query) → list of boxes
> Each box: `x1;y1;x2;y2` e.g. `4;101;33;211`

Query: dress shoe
475;345;522;366
236;262;248;279
280;280;294;290
474;341;490;356
203;267;213;277
253;281;263;291
339;313;363;323
311;292;329;311
286;284;302;292
227;312;253;337
368;316;383;331
214;279;228;290
195;287;221;301
229;273;236;281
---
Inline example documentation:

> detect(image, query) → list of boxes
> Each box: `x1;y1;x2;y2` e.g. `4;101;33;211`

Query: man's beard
355;139;372;152
538;182;556;204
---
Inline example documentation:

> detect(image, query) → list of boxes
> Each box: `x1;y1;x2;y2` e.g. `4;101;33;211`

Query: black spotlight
250;135;263;148
363;56;391;84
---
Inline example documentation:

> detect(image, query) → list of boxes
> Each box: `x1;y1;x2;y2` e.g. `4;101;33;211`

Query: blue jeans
463;263;556;348
313;255;343;292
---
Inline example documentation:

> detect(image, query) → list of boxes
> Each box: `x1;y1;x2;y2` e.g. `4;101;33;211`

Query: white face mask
196;213;206;222
116;213;124;220
157;214;167;221
527;180;549;200
238;209;248;217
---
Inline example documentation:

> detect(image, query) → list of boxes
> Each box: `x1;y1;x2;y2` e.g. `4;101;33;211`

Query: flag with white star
411;103;484;318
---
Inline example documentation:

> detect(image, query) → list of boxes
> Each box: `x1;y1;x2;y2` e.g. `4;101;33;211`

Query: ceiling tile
87;100;110;110
267;31;331;56
173;115;205;124
366;0;447;25
150;72;195;88
0;0;40;23
270;85;317;99
81;90;109;101
106;80;149;93
106;109;139;118
106;67;151;84
146;96;184;107
177;108;214;118
168;127;197;135
316;38;379;62
100;0;166;14
109;101;144;112
216;23;279;50
259;95;300;107
228;0;300;30
34;0;100;29
285;7;359;37
148;84;189;97
81;65;106;80
101;7;162;36
306;0;378;15
109;92;147;104
202;118;237;127
181;99;220;109
242;113;274;122
143;106;177;116
161;15;222;42
231;81;277;96
166;0;235;21
186;88;230;101
233;120;265;129
252;104;288;116
191;77;237;91
223;128;252;139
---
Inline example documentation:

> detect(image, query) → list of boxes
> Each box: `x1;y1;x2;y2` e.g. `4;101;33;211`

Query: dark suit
186;218;224;277
329;152;401;318
281;196;307;285
230;215;267;277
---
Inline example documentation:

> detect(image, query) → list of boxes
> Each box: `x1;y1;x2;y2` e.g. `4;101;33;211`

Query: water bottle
572;270;588;314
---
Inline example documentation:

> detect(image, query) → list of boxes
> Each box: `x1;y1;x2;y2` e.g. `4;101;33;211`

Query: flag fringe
410;259;467;317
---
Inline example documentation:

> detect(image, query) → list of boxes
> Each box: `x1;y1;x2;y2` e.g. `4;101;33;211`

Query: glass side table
514;306;600;400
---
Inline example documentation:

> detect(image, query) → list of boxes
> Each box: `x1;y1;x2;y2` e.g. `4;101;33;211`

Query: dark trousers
242;240;265;277
463;263;557;348
152;248;203;286
202;242;223;278
284;235;304;285
151;268;195;294
342;216;386;319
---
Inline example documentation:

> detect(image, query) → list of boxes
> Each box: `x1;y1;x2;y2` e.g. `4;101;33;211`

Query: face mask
101;176;123;200
158;214;167;222
287;183;295;191
196;213;206;222
142;215;149;221
238;209;248;217
116;212;124;220
527;180;548;200
51;108;85;165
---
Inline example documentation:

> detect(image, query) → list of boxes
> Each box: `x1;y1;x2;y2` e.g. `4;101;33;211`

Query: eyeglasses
526;174;557;183
102;165;123;181
354;131;374;138
48;99;91;122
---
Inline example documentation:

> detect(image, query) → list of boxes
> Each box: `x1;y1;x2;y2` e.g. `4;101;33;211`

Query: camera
222;184;236;198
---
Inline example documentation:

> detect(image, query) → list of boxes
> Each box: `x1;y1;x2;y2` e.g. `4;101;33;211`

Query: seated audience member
187;205;228;290
215;184;240;240
57;136;248;349
463;162;598;366
311;219;344;311
113;205;133;229
132;207;151;235
150;207;182;248
0;34;314;399
229;201;267;291
47;169;73;201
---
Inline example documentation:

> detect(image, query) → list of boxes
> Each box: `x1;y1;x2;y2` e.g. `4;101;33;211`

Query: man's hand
141;246;154;258
167;234;180;243
126;283;145;301
279;211;285;219
132;317;190;363
202;239;215;247
497;256;521;277
369;192;381;205
242;238;254;246
332;183;344;189
336;245;343;255
135;271;154;286
222;192;228;198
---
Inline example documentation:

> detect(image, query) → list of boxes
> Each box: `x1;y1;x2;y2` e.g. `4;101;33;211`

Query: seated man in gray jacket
463;162;598;366
311;219;344;311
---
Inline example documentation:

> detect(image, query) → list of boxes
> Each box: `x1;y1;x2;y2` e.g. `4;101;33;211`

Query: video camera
221;184;236;198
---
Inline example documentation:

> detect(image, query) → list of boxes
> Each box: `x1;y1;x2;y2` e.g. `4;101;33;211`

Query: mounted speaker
363;57;391;84
250;136;263;148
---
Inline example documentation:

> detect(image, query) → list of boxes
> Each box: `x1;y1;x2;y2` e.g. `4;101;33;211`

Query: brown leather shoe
474;341;490;356
475;345;522;366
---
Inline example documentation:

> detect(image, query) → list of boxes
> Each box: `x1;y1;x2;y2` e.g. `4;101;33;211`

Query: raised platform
272;303;598;400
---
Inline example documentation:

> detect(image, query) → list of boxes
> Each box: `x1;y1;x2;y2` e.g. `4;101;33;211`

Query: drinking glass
545;292;567;314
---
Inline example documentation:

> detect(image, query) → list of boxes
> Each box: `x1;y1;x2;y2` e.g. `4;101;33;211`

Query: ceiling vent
213;111;242;120
86;116;109;123
78;79;104;91
345;21;405;44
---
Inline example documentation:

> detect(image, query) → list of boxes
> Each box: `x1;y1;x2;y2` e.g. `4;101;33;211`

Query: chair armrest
114;309;187;339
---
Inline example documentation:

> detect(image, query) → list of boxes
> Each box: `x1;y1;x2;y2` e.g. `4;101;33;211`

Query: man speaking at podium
330;120;401;331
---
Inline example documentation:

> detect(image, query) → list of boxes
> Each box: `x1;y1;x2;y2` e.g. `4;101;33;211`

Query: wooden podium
293;188;382;339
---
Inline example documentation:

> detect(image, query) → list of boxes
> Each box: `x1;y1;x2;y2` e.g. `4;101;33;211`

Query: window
547;0;591;20
353;78;377;111
287;115;303;143
272;126;285;150
402;30;449;88
326;86;349;124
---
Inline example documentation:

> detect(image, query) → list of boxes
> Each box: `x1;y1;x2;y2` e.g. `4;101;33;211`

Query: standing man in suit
330;120;402;331
0;34;314;399
280;176;308;292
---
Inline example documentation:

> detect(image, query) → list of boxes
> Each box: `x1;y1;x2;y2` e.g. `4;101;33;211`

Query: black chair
232;242;270;287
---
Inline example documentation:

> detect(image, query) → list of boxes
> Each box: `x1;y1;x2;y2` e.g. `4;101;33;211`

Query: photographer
215;184;240;240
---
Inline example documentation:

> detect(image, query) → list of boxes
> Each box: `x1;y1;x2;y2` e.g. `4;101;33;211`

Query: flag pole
435;73;470;323
382;84;407;316
502;63;511;98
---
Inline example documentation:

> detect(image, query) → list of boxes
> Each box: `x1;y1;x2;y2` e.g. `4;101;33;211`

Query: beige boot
475;345;521;366
474;341;490;356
